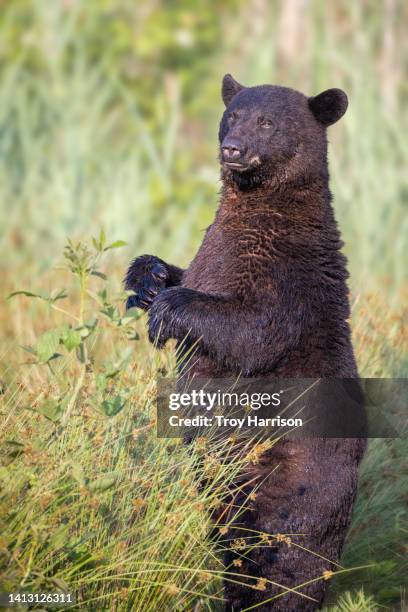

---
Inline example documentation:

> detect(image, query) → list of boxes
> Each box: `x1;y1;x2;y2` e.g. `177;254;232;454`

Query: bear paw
148;287;192;348
125;255;168;311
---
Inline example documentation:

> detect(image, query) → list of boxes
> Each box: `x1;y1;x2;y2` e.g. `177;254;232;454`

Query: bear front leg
148;287;303;374
124;255;184;311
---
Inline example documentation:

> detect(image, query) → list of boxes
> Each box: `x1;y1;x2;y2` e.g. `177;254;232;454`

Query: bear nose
221;138;246;162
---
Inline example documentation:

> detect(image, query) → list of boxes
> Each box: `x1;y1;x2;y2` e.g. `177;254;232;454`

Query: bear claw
125;255;169;311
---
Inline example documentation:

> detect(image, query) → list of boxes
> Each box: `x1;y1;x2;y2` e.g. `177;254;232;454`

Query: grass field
1;2;407;610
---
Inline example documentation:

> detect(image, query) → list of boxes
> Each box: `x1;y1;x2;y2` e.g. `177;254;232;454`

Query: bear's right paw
124;255;168;311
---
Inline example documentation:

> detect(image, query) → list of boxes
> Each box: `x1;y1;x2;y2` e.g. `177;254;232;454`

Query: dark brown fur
125;76;365;610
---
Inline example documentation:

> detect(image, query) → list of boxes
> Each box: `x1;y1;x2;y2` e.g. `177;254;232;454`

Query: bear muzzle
220;137;263;173
221;137;249;171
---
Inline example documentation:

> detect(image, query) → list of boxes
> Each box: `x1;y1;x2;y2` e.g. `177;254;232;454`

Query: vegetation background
0;1;407;610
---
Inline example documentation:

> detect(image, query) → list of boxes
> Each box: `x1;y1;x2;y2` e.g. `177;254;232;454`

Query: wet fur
125;79;365;610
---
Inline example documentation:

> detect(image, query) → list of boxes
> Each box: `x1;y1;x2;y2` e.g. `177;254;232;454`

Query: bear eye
259;117;274;128
227;111;238;125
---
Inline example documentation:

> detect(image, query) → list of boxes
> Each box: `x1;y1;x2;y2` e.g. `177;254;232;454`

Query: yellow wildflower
231;538;246;550
195;436;207;449
275;533;292;546
88;496;101;511
187;486;197;498
118;587;129;601
39;492;53;509
211;497;222;509
260;536;272;546
204;455;220;476
132;498;146;512
246;439;273;464
254;577;267;591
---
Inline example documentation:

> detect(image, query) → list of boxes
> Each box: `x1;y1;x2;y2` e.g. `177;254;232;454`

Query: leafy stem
9;231;131;427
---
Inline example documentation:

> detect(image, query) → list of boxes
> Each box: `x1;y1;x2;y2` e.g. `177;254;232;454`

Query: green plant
324;589;379;611
8;233;138;427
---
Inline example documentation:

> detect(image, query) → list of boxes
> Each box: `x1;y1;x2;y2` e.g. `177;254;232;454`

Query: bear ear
222;74;245;107
308;88;348;126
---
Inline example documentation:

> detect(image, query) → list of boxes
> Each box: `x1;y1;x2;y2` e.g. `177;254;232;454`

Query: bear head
219;74;348;190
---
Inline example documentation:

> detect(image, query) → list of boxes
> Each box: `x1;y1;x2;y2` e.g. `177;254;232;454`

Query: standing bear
125;75;366;611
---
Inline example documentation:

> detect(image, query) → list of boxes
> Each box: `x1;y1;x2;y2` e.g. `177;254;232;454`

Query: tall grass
1;236;407;610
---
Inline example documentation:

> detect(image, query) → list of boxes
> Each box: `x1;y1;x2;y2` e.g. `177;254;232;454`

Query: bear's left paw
148;288;192;348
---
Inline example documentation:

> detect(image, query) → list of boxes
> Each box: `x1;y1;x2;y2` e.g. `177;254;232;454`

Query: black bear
125;75;366;610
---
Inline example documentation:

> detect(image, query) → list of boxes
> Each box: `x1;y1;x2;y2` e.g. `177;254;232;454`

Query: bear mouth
223;156;261;173
223;161;251;172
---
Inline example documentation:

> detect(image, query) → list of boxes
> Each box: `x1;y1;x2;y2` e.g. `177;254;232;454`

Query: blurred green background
0;0;407;299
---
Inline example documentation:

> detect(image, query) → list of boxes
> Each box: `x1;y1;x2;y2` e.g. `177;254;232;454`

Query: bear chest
181;222;279;296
